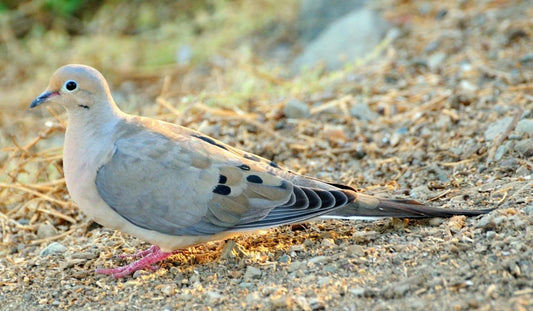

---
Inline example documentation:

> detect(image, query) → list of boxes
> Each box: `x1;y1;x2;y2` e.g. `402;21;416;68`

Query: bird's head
30;64;114;112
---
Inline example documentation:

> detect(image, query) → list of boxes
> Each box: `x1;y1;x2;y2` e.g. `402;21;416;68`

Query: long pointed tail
325;193;494;219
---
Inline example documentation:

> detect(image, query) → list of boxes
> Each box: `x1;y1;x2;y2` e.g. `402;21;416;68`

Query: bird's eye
64;80;78;92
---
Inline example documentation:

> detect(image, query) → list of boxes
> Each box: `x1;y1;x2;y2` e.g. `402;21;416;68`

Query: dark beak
30;91;58;108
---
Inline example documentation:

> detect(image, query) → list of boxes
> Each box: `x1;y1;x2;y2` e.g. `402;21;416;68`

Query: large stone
296;0;367;42
292;7;389;72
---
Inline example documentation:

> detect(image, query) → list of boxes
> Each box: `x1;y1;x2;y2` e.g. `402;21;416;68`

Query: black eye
65;80;77;91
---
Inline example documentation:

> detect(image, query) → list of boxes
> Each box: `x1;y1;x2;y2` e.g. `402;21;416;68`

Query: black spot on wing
246;175;263;184
219;175;227;184
269;161;279;168
238;164;251;171
192;134;228;151
213;185;231;195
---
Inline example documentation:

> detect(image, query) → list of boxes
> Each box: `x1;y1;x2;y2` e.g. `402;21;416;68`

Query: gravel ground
0;1;532;310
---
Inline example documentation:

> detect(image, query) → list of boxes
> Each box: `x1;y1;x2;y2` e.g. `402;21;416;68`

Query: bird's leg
95;245;173;278
114;245;160;260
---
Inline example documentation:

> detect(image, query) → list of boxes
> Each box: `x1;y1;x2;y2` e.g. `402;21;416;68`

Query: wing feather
96;117;357;236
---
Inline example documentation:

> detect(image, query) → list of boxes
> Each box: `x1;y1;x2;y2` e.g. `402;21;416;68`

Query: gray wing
95;120;355;236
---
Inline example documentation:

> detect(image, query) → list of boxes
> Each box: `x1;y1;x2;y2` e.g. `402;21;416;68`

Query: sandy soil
0;1;532;310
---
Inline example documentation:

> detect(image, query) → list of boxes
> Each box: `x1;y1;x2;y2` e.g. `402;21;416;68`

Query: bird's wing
95;117;354;236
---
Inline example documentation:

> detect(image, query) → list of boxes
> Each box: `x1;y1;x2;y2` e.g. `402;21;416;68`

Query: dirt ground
0;1;532;310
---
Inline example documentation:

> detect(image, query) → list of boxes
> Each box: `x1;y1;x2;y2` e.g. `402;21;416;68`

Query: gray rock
245;292;261;306
476;214;496;230
350;101;378;121
516;119;533;136
523;204;533;215
320;238;336;248
205;291;223;304
516;165;530;176
484;117;514;141
353;231;378;243
318;276;332;286
494;142;511;161
459;80;478;93
424;40;441;53
278;254;291;264
40;242;67;256
239;282;254;288
288;261;305;273
427;52;447;71
37;223;58;239
293;7;389;72
283;99;310;119
160;284;177;296
297;0;367;42
513;138;533;157
349;287;366;296
410;185;433;200
308;256;329;264
346;245;364;257
244;266;262;280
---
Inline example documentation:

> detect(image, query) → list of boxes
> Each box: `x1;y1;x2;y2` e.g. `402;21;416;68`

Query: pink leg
96;245;173;278
115;245;160;260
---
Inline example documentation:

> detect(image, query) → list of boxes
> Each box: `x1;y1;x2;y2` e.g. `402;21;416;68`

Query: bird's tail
323;193;494;220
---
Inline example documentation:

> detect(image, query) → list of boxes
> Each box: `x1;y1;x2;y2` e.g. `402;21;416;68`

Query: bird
30;64;493;278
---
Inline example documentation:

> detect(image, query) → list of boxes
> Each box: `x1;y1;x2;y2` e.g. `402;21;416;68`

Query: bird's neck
67;102;122;136
63;102;124;166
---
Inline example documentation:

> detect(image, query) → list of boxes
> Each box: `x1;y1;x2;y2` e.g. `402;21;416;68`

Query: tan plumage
30;64;493;278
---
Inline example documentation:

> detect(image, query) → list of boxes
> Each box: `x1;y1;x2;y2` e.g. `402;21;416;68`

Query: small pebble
494;143;510;161
160;284;177;296
245;292;261;306
294;296;311;311
349;287;366;296
283;99;310;119
353;231;379;243
410;185;433;200
484;117;513;141
513;138;533;157
244;266;262;280
278;254;291;264
476;214;496;230
516;119;533;136
427;52;447;70
350;101;378;121
205;291;223;303
346;245;364;257
288;261;304;273
239;282;254;289
317;276;332;286
40;242;67;256
308;256;329;265
429;217;445;226
37;223;58;239
320;238;336;248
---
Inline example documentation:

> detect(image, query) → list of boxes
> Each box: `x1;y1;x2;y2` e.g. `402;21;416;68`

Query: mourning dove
30;64;492;278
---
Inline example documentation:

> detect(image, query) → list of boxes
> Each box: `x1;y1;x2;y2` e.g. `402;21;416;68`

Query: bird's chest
63;131;115;210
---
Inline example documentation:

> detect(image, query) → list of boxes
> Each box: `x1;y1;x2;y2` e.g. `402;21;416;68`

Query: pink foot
96;245;173;278
115;245;160;260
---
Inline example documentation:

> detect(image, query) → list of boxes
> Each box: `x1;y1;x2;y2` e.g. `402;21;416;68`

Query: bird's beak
30;90;59;108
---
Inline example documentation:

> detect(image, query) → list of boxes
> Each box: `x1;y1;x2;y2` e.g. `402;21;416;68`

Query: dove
30;64;493;278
